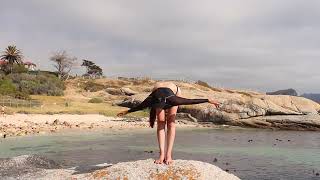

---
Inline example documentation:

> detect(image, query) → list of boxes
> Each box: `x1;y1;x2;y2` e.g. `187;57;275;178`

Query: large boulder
86;159;240;180
120;87;138;96
21;158;240;180
105;88;124;95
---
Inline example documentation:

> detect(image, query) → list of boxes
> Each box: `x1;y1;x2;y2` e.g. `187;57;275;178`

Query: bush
0;79;17;95
13;91;31;100
83;81;105;92
195;80;211;88
12;64;28;73
88;98;103;103
7;72;65;96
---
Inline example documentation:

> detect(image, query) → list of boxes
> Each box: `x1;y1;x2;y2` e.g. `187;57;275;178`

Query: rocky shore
117;80;320;131
0;155;240;180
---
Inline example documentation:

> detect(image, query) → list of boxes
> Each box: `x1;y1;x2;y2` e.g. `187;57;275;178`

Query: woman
117;81;220;165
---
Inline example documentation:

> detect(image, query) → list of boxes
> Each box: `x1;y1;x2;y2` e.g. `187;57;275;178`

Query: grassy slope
7;95;148;117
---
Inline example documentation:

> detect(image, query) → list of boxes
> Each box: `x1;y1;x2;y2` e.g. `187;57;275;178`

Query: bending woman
117;82;220;165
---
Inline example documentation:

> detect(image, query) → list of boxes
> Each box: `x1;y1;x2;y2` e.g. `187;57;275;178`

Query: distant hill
266;88;298;96
301;93;320;103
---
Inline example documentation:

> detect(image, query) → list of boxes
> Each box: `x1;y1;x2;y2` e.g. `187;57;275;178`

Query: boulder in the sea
86;159;240;180
17;158;240;180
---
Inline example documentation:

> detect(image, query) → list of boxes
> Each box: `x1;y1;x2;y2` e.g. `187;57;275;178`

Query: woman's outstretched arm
167;96;220;108
117;95;153;116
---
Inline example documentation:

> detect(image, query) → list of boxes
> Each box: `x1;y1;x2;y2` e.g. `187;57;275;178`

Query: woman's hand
208;98;220;108
117;110;129;117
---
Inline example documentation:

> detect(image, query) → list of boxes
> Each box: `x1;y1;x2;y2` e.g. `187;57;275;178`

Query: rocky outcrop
120;87;138;96
0;155;61;178
118;83;320;130
105;88;124;95
267;88;298;96
12;156;239;180
86;159;240;180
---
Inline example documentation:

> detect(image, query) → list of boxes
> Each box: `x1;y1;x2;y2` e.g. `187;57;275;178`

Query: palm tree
0;45;23;74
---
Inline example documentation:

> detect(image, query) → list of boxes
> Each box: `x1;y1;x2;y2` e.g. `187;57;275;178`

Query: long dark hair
149;107;157;128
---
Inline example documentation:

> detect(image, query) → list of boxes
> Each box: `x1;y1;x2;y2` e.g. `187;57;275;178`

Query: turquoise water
0;128;320;180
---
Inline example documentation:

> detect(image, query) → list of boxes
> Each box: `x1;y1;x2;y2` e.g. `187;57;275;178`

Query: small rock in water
226;162;230;165
144;150;153;153
213;158;218;162
316;172;319;176
248;139;253;142
225;169;230;172
3;134;6;138
287;140;291;142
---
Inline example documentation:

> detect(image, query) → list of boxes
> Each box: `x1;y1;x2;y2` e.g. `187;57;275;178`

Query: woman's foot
164;156;174;165
154;155;165;164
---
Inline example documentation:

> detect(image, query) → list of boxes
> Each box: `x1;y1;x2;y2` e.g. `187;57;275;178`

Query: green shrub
83;81;105;92
0;79;17;95
88;97;103;103
7;73;65;96
12;64;28;73
13;91;31;100
195;80;211;88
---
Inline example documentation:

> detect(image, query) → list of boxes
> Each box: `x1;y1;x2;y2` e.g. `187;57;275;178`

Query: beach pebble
52;119;60;125
62;121;71;127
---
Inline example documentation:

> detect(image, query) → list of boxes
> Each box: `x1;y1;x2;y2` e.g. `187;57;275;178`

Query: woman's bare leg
155;108;166;164
164;106;178;165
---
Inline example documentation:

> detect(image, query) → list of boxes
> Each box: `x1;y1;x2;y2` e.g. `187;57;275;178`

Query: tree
81;59;103;78
50;50;77;80
0;45;23;74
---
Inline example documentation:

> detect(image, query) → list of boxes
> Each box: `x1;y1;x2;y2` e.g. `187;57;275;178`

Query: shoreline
0;113;221;138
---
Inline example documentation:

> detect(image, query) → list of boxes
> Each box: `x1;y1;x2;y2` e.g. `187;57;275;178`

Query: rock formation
118;82;320;130
1;155;240;180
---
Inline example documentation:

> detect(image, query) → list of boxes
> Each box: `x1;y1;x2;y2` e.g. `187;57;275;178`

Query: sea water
0;128;320;180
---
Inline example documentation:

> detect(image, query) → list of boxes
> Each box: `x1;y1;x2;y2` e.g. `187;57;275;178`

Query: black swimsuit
127;86;209;113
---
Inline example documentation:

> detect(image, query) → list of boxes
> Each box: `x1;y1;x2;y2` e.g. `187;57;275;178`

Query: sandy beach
0;114;206;138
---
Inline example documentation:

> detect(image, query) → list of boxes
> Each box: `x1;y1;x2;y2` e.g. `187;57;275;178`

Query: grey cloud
0;0;320;93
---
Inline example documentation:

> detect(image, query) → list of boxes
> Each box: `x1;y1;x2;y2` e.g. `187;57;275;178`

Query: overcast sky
1;0;320;93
